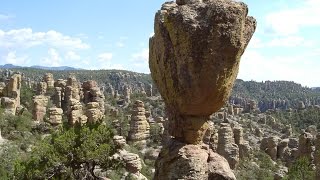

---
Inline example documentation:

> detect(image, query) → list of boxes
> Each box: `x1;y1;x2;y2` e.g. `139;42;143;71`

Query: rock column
149;0;256;179
128;100;150;148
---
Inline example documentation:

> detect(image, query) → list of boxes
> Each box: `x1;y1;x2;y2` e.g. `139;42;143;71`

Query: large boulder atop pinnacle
149;0;256;116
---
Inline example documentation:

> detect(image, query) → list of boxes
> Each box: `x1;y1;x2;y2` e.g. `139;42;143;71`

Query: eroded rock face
155;141;236;180
150;0;256;179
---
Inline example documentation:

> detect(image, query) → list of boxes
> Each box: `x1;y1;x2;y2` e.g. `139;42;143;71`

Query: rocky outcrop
37;82;47;95
67;99;87;125
260;136;280;160
298;132;313;160
48;107;63;125
112;135;147;180
0;74;22;115
150;0;255;178
43;73;54;88
217;123;239;169
128;100;150;147
32;95;49;121
122;153;147;180
82;80;105;123
156;141;236;180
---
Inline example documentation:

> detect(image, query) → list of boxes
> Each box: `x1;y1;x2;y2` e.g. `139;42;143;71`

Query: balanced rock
150;0;256;178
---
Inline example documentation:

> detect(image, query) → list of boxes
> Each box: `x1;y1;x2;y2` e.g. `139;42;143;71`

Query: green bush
14;123;122;179
284;156;315;180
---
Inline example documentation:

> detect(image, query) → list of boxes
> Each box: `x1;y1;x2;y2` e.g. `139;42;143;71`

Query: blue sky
0;0;319;87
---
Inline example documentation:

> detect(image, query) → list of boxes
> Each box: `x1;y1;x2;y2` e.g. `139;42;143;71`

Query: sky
0;0;319;87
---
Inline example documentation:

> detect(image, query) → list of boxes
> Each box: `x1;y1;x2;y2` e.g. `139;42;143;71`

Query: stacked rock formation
217;123;240;169
67;99;87;125
233;126;251;158
149;0;256;178
43;73;54;88
0;74;22;115
53;79;66;109
127;100;150;147
112;136;147;180
82;80;105;123
32;95;49;121
65;75;81;103
37;82;47;95
48;107;63;125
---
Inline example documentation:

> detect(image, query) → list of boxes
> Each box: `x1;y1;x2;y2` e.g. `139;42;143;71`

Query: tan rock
155;141;236;180
43;73;54;88
48;107;63;125
37;82;47;95
298;132;313;160
67;99;87;125
32;95;49;121
128;100;150;147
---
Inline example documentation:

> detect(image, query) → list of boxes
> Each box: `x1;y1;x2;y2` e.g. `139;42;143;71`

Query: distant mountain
0;64;81;71
30;65;80;71
0;64;22;69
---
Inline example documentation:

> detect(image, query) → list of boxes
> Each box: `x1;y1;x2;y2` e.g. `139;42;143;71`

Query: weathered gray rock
155;140;236;180
150;0;255;178
298;132;313;160
217;123;239;169
260;136;280;160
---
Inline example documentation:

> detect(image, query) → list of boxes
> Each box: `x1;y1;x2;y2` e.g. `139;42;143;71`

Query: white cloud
65;51;81;61
266;36;314;47
98;52;113;62
43;48;61;67
4;51;29;65
0;28;90;50
265;0;320;35
238;49;320;87
132;48;148;62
